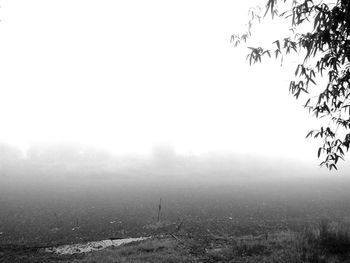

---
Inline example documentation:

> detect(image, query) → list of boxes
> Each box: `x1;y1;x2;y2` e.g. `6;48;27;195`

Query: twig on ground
170;234;182;242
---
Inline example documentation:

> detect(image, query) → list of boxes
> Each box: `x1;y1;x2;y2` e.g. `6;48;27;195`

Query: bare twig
157;198;162;223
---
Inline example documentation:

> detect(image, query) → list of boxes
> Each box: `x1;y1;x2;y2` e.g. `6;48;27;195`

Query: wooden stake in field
157;198;162;222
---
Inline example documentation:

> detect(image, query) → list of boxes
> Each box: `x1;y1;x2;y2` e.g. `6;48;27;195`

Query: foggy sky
0;0;327;162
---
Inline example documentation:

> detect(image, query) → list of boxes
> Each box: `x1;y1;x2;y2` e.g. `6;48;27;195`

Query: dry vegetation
18;220;347;263
72;238;193;263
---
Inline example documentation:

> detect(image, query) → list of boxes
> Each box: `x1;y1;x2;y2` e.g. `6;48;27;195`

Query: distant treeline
0;142;323;179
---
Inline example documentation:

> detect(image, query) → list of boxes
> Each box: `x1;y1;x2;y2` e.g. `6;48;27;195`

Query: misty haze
2;0;350;262
1;142;350;261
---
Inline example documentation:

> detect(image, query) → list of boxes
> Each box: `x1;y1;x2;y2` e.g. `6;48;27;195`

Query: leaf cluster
233;0;350;170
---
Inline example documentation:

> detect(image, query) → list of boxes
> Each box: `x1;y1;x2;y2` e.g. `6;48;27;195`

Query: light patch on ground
44;237;151;255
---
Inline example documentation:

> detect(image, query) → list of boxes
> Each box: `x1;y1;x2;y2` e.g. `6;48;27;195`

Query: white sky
0;0;324;161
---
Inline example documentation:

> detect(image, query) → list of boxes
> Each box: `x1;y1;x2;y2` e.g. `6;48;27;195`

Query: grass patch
72;238;194;263
194;222;350;263
294;220;350;262
50;221;350;263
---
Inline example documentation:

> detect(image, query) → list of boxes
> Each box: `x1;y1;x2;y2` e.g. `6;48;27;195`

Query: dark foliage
233;0;350;169
296;220;350;262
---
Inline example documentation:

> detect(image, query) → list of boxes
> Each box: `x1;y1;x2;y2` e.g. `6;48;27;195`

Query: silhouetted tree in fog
0;143;23;176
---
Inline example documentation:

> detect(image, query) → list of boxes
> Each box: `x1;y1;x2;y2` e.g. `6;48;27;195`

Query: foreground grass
2;220;350;262
72;238;194;263
72;221;350;263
